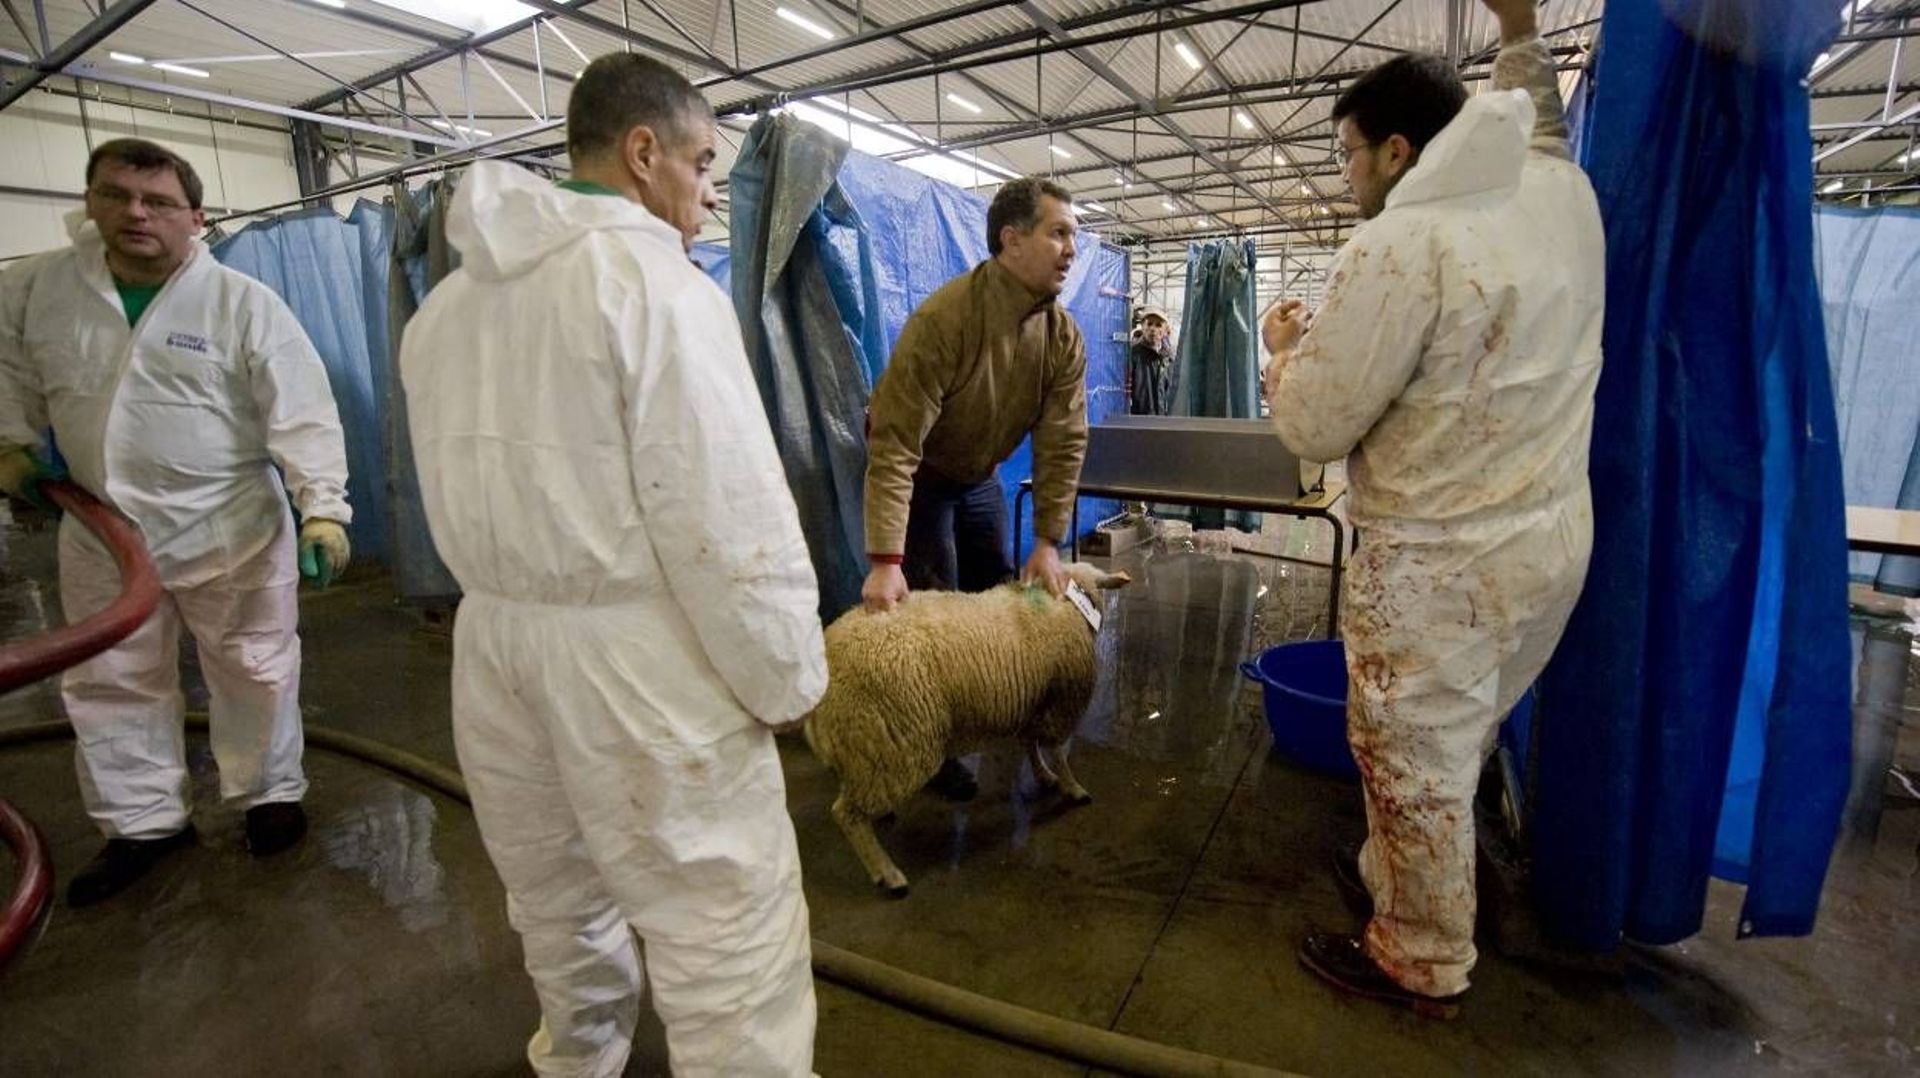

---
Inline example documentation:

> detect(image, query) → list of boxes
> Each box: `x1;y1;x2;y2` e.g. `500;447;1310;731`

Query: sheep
803;560;1133;896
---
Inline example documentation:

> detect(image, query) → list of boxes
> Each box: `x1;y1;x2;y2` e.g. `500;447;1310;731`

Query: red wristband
869;553;905;566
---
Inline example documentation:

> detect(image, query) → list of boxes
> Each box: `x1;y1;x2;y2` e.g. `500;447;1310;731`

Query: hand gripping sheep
804;562;1132;896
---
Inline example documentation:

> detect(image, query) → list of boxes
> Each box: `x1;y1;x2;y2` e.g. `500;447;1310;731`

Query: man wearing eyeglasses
0;138;352;906
1261;0;1604;1017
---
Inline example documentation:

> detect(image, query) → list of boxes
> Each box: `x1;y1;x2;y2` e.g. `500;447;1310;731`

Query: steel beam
300;0;594;113
1;0;157;111
516;0;732;76
56;62;468;149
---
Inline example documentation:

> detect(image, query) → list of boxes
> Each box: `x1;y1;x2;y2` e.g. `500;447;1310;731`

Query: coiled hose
0;488;1302;1077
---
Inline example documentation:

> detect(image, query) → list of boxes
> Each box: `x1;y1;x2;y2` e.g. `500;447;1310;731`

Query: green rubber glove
0;446;66;513
298;519;351;588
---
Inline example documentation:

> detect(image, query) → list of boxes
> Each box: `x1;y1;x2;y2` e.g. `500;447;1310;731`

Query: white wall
0;87;302;263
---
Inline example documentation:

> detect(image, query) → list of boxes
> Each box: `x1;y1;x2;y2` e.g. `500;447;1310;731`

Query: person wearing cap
1128;305;1174;416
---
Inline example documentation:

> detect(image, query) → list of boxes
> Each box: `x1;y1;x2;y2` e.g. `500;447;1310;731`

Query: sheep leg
831;794;910;897
1039;741;1092;805
1027;739;1060;790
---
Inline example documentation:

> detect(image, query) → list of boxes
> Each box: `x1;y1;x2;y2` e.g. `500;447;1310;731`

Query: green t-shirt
113;279;163;328
556;179;622;198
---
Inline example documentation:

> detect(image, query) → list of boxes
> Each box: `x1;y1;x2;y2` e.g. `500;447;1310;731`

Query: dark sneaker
67;825;197;908
1298;931;1465;1020
1333;842;1372;917
245;802;307;857
924;758;979;803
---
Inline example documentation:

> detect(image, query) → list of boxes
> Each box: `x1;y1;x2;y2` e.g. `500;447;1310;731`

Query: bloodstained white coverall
1268;36;1605;997
400;160;827;1077
0;215;351;839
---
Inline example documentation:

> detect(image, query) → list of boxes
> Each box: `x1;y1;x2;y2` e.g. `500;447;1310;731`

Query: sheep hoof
885;881;911;899
1063;787;1094;806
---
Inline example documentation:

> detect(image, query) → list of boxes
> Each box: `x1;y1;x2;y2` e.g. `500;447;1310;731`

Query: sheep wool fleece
1267;36;1604;999
401;161;827;1078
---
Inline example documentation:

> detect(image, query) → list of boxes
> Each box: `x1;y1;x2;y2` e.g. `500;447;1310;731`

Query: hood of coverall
1384;88;1534;212
448;160;686;282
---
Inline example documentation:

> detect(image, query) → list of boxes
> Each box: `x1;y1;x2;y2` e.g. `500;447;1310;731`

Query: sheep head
1063;562;1133;593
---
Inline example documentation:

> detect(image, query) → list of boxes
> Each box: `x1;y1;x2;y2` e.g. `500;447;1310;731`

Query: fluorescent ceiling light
1820;179;1843;194
109;51;146;65
1236;110;1254;131
1174;41;1201;70
1299;183;1310;194
430;118;494;138
1899;147;1919;164
370;0;532;34
778;96;1018;189
776;6;835;40
1319;206;1331;215
945;93;982;114
152;61;210;78
1812;51;1832;72
1162;199;1176;211
306;0;348;8
1084;200;1105;212
1049;144;1071;159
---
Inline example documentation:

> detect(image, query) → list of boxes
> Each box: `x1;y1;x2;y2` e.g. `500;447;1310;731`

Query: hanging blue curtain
212;202;393;563
1814;205;1920;596
692;240;731;290
729;115;1130;617
385;180;464;605
1167;238;1259;531
1532;0;1852;948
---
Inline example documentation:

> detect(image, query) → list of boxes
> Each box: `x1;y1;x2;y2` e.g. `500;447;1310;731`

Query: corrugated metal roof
5;0;1911;228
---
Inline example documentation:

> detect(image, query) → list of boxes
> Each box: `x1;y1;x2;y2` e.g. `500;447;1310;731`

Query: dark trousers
903;470;1016;593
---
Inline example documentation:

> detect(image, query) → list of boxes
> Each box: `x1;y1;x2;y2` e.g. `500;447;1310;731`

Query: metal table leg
1324;513;1344;638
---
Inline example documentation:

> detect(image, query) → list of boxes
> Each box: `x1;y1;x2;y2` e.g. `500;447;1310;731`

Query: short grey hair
566;52;713;161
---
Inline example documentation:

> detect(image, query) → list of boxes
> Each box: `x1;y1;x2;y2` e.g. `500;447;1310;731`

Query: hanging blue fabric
1532;0;1852;947
1167;238;1259;531
212;202;394;563
1814;205;1920;596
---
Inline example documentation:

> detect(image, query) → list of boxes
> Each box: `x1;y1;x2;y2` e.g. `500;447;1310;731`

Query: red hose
0;798;52;971
0;481;162;971
0;482;163;694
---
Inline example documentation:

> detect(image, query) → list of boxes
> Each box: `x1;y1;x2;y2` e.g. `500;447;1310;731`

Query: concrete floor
1;509;1916;1077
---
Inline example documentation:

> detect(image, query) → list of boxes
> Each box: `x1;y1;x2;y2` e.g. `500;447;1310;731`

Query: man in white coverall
0;139;352;907
1263;0;1603;1016
400;54;825;1077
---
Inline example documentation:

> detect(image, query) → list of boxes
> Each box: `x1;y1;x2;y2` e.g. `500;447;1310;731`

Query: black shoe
245;802;307;857
1297;932;1465;1020
1333;842;1372;917
66;825;197;908
924;758;979;803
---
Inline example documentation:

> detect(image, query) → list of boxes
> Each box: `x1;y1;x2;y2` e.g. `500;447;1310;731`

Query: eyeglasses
1333;140;1375;169
87;186;193;216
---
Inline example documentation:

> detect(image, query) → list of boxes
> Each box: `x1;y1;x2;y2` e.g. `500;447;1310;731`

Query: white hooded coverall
400;162;827;1078
1268;38;1605;997
0;215;351;839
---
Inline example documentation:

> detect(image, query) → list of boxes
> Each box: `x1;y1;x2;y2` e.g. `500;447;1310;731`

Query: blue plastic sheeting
212;202;393;563
1533;0;1851;948
1814;205;1920;595
692;240;730;290
729;115;1128;618
1168;238;1260;531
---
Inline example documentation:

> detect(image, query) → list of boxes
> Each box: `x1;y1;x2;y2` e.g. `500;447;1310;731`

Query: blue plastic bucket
1239;641;1536;783
1240;640;1358;780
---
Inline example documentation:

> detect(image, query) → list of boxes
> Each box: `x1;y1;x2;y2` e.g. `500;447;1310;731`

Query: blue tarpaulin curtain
211;202;394;564
1532;0;1852;948
1167;238;1260;531
384;179;464;604
1814;205;1920;596
729;114;1129;619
